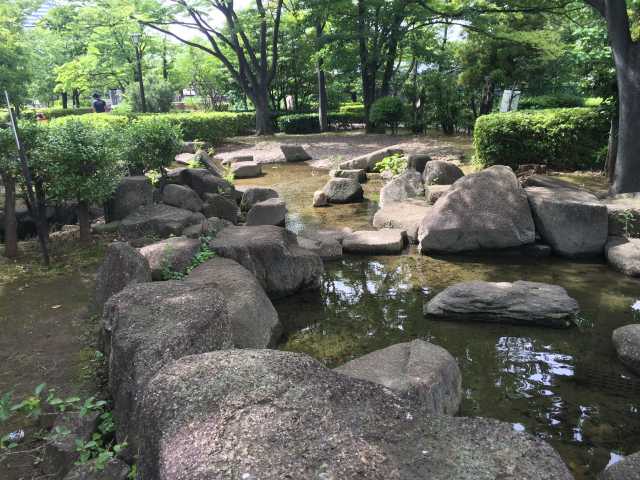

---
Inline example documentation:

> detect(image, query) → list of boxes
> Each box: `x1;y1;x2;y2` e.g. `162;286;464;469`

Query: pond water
237;164;640;480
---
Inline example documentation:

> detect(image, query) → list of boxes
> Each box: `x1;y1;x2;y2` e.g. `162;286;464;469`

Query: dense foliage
123;116;182;173
370;97;405;134
519;95;586;110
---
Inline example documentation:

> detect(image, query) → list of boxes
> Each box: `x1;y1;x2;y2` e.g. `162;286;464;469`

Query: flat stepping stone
280;145;311;162
612;324;640;375
424;280;579;328
343;228;406;254
175;152;195;165
606;237;640;277
231;161;262;179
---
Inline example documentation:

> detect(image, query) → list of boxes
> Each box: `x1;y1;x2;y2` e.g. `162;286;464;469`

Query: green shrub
370;97;405;134
157;112;255;143
279;114;320;134
126;78;175;113
123;116;183;173
518;94;585;110
21;107;93;121
473;108;610;171
338;102;365;116
374;154;407;175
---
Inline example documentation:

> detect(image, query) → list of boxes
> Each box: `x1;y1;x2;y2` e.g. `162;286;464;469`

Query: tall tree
584;0;640;193
141;0;284;135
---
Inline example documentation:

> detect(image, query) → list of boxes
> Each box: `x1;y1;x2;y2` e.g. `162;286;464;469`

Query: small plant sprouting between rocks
374;154;407;176
0;383;128;473
223;164;235;185
616;209;639;238
161;236;217;281
145;169;162;187
632;300;640;321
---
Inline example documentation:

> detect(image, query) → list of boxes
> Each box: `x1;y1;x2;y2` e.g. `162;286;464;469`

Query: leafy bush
370;97;405;134
338;102;365;118
157;112;255;143
21;107;94;121
374;154;407;175
126;78;175;113
123;116;183;173
279;114;320;134
518;94;585;110
473;107;610;170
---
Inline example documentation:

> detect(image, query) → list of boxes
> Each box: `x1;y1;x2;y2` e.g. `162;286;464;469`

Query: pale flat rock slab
343;228;406;254
612;324;640;375
606;237;640;277
339;146;403;171
373;199;431;243
335;339;462;415
232;161;262;179
424;281;579;328
281;145;311;162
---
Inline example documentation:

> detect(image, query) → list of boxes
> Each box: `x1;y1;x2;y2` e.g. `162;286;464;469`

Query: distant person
35;112;47;122
92;93;107;113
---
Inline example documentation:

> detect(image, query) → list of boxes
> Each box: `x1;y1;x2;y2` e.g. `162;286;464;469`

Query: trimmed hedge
279;114;320;134
22;107;94;121
518;94;585;110
474;108;610;171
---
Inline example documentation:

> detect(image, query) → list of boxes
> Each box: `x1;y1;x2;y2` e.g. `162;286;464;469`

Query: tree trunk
612;65;640;193
254;92;274;136
72;89;80;109
606;113;618;184
479;77;495;116
78;200;91;243
317;58;329;132
2;173;18;259
61;92;68;109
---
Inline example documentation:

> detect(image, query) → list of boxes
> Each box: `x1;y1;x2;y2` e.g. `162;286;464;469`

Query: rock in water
330;169;367;183
419;166;535;253
373;199;431;244
312;190;328;207
606;237;640;277
612;324;640;375
119;204;204;240
139;236;201;280
104;176;153;222
600;451;640;480
422;160;464;185
231;161;262;179
526;186;608;257
240;187;279;211
322;178;364;203
92;242;151;315
103;281;232;452
138;349;572;480
424;281;579;328
208;225;323;298
280;145;311;162
298;236;342;260
379;170;424;207
338;146;403;171
245;198;287;226
186;256;282;348
334;339;462;415
343;229;406;254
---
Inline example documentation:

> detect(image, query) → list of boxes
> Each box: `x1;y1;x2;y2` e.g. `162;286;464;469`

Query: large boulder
600;452;640;480
423;160;464;185
343;229;406;254
63;458;130;480
298;236;342;260
322;177;364;204
139;236;201;280
175;168;233;199
426;185;451;204
103;281;232;452
373;199;431;243
240;187;279;212
605;236;640;277
335;339;462;415
339;146;403;171
280;144;311;162
419;166;535;253
208;225;323;298
424;280;579;328
407;153;432;173
161;184;203;212
379;170;424;207
104;176;153;222
245;198;287;226
526;186;608;257
329;169;367;183
201;193;238;223
186;257;282;348
182;217;233;239
605;193;640;238
138;349;572;480
119;204;204;240
91;242;151;315
232;161;262;179
612;324;640;375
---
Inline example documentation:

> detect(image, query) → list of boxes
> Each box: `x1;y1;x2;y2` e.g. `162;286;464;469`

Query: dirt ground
215;130;474;169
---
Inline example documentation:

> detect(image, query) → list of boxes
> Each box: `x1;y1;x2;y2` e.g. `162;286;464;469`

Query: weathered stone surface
343;228;406;254
605;193;640;238
339;146;403;171
43;412;100;478
139;236;201;280
138;349;572;480
162;184;203;212
612;324;640;375
232;161;262;179
222;155;254;165
423;160;464;185
426;185;451;204
194;150;225;177
179;168;233;199
298;236;343;260
208;225;323;298
119;204;204;240
182;217;233;239
186;257;282;348
407;153;432;173
526;186;608;257
103;281;232;451
424;281;579;328
181;141;206;155
330;169;367;183
373;199;431;243
520;174;581;190
240;187;279;212
606;237;640;277
63;458;130;480
312;190;328;207
201;193;238;223
246;198;287;226
322;177;364;204
104;176;153;222
335;340;461;415
600;451;640;480
280;144;312;162
419;166;535;253
92;242;151;315
380;170;424;207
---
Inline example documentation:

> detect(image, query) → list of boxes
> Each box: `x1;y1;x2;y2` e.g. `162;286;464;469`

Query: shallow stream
237;164;640;479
